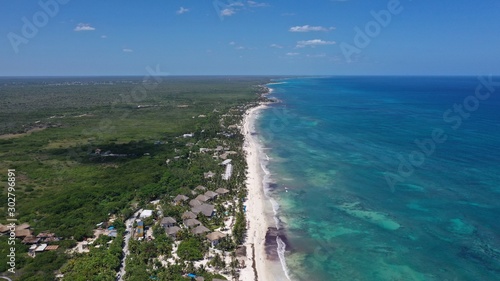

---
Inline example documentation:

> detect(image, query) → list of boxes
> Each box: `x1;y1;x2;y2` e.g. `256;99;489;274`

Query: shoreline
240;100;290;281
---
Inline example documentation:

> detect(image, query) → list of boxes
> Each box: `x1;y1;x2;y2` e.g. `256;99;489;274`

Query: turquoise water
258;77;500;281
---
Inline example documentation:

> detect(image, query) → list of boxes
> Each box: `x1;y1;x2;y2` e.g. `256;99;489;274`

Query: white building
139;209;153;219
222;164;233;180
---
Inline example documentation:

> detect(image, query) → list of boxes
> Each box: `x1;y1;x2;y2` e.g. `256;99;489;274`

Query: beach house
160;217;176;228
206;231;227;247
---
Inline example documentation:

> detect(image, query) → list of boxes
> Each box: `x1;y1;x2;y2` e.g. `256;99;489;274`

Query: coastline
240;100;290;281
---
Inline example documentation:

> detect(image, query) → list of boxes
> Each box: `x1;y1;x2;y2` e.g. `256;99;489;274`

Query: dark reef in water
265;227;291;261
267;182;278;190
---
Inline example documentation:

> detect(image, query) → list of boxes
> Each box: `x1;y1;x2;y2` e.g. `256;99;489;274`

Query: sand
239;103;290;281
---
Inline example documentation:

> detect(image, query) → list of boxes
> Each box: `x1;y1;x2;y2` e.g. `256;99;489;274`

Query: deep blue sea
258;77;500;281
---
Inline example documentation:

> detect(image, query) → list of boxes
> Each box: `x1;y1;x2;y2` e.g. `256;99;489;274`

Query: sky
1;0;499;76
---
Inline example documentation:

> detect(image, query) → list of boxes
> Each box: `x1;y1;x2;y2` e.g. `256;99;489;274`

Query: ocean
257;77;500;281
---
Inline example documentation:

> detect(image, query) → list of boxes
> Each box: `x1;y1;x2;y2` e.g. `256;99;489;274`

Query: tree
177;238;205;261
208;253;225;271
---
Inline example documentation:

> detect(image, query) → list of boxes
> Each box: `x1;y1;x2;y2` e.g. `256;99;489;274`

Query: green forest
0;76;272;280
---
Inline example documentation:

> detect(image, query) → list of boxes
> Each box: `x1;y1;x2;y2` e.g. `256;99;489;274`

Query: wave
267;81;288;85
255;142;291;280
269;197;282;229
277;236;292;281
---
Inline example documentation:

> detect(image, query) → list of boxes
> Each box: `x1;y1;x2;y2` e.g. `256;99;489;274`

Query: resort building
173;194;189;205
165;226;181;238
194;185;207;192
139;209;153;219
206;231;227;247
160;217;176;228
181;211;197;220
204;190;218;200
192;225;210;235
195;194;209;202
184;219;201;228
215;188;230;195
191;204;215;217
189;199;202;207
222;164;233;180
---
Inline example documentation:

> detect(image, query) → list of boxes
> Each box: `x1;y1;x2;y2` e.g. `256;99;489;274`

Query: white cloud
286;52;300;56
176;7;189;15
306;53;327;58
270;44;283;49
229;2;245;7
217;1;268;18
221;8;236;16
100;35;107;39
229;42;246;50
289;25;335;32
122;48;133;52
296;39;336;48
74;23;95;31
247;1;269;7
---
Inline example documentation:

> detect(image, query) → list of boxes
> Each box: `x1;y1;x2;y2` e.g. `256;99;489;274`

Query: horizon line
1;74;497;78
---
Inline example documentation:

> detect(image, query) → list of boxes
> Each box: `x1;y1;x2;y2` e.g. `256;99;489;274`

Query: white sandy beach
240;103;290;281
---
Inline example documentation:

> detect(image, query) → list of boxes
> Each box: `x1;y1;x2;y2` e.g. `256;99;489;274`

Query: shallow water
257;77;500;281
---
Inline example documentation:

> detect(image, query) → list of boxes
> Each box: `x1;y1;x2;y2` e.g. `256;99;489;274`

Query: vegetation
61;235;123;281
0;76;271;280
177;237;207;261
233;200;247;245
208;253;226;270
0;235;68;280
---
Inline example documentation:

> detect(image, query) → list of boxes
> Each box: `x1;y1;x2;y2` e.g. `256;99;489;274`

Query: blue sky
1;0;499;76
